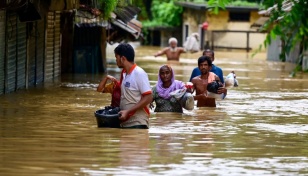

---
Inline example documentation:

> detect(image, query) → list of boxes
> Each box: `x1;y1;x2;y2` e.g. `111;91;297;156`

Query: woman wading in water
152;65;194;113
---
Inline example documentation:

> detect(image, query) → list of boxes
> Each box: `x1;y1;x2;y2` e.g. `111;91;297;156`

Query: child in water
97;75;121;108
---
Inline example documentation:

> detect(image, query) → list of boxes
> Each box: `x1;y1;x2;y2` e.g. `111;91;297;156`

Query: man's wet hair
114;43;135;62
202;49;214;58
198;56;212;67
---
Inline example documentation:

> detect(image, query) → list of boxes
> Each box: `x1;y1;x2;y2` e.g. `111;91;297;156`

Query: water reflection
0;45;308;175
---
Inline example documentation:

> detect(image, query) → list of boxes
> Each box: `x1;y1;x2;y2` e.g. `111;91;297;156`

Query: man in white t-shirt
114;43;153;129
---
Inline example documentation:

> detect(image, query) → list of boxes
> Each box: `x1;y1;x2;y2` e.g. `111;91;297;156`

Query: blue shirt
189;64;224;83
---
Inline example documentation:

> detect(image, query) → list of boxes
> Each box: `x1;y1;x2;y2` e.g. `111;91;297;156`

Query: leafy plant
143;0;183;28
260;0;308;75
141;0;183;45
98;0;118;20
206;0;308;75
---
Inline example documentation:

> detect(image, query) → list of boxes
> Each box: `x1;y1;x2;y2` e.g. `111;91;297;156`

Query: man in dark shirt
189;49;224;83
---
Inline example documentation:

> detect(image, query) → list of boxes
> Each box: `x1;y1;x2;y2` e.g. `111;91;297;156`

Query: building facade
0;0;142;95
175;2;267;51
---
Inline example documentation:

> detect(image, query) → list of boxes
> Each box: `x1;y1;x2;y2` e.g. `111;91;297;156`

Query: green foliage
143;0;183;28
228;0;260;7
260;0;308;71
206;0;307;74
141;0;183;45
131;0;150;20
182;0;261;13
207;0;231;13
98;0;118;20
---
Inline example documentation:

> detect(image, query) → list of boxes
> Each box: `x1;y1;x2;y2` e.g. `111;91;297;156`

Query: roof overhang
226;6;259;12
174;2;207;10
110;16;142;39
75;5;143;41
258;0;294;16
175;1;259;12
251;0;294;31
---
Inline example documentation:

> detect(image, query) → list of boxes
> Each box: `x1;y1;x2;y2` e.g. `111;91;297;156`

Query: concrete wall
267;36;301;64
206;11;266;50
303;50;308;71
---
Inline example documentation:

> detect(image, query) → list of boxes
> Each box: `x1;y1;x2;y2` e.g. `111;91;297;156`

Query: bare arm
154;48;168;57
119;93;153;121
214;75;227;95
179;47;186;54
97;75;117;92
218;87;227;95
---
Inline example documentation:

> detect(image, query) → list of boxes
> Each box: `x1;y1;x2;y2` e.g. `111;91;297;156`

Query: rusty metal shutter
16;18;27;90
0;10;5;95
5;12;17;93
45;11;61;81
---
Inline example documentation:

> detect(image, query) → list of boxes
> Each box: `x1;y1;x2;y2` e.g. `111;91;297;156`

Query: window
229;12;250;22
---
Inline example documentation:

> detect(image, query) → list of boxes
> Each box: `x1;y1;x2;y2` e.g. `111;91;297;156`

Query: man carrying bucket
114;43;152;129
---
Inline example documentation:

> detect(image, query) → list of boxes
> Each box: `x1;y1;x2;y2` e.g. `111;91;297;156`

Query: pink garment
156;65;185;99
207;72;217;83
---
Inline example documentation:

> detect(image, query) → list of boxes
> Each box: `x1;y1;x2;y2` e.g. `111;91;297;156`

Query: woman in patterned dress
151;65;187;113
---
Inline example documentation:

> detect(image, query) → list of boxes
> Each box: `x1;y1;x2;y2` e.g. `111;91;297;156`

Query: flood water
1;44;308;176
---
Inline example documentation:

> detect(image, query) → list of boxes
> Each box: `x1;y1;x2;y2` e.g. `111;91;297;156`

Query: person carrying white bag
183;33;200;53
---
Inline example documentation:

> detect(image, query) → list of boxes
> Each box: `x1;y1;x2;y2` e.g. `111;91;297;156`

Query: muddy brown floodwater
1;44;308;175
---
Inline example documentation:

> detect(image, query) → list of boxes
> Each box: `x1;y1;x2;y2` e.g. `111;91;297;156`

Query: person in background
183;33;200;53
151;65;194;113
191;56;227;107
114;43;153;129
97;75;121;107
154;37;186;61
189;49;224;84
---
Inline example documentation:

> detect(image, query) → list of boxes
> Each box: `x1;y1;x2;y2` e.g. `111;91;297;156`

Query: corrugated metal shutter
45;12;55;80
16;18;27;90
28;20;46;86
6;12;17;93
54;11;61;77
45;11;61;81
36;19;45;84
0;10;5;95
28;24;36;86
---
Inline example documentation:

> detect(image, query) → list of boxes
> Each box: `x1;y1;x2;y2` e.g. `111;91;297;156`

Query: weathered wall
181;9;205;49
49;0;79;11
182;9;266;50
206;11;266;50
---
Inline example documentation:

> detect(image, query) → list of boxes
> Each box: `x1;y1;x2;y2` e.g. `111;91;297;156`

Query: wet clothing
207;72;217;83
152;86;183;113
103;81;121;107
120;64;152;128
152;65;186;113
189;64;224;84
156;65;185;99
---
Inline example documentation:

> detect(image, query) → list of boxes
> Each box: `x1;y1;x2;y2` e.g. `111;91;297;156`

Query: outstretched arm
179;47;187;54
97;75;117;92
154;48;167;57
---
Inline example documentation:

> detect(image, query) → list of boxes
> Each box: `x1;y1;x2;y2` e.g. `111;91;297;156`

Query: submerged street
0;45;308;175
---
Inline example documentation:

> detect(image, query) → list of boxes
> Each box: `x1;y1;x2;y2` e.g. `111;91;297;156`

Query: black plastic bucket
94;107;121;128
